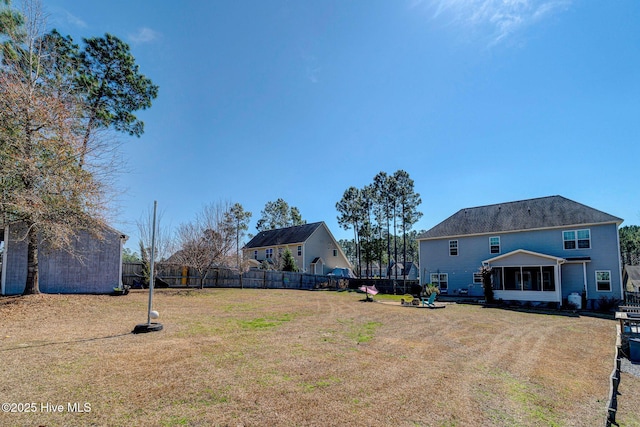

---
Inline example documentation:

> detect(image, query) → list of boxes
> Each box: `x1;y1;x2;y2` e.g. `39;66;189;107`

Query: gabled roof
388;261;418;272
243;222;323;249
419;195;623;240
483;249;566;265
624;265;640;281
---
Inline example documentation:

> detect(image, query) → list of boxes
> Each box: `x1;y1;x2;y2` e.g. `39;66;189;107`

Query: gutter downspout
615;224;624;300
582;261;588;306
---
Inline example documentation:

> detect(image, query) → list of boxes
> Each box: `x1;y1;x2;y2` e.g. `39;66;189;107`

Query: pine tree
281;248;298;272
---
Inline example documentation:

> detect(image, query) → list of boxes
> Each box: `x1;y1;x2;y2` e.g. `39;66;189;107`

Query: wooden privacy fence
122;262;349;290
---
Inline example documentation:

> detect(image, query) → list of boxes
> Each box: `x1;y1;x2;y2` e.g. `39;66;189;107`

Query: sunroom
483;249;565;303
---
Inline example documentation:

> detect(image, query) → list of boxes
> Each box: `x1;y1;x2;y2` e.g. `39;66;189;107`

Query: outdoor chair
422;292;437;307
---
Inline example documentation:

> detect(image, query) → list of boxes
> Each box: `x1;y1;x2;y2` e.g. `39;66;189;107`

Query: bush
479;265;494;303
425;284;440;296
597;296;619;313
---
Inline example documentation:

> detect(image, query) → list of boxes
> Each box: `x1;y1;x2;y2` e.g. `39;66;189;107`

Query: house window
266;248;273;259
577;229;591;248
563;229;590;250
449;240;458;256
430;273;448;291
473;272;482;284
253;250;258;260
333;249;338;257
596;270;611;292
489;237;500;254
297;245;302;256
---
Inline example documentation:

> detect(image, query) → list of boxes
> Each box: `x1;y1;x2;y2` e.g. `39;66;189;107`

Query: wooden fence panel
123;263;371;292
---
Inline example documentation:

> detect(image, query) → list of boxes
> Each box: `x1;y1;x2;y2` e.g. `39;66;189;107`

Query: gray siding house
418;196;623;307
1;223;126;295
243;222;352;275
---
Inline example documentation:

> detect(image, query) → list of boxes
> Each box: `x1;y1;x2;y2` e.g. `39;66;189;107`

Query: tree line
620;225;640;267
336;170;422;279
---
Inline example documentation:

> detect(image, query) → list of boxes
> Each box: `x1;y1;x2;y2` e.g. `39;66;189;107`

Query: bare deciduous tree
0;0;108;294
174;201;235;288
136;204;174;286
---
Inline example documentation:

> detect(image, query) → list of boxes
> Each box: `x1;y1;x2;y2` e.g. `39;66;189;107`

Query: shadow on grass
0;332;133;352
484;305;581;318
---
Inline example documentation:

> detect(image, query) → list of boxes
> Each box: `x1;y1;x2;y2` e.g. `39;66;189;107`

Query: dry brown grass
0;289;637;427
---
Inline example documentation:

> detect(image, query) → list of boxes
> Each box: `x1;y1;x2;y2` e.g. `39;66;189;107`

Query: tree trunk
393;207;398;280
23;225;40;295
199;270;206;289
386;215;391;278
402;203;407;281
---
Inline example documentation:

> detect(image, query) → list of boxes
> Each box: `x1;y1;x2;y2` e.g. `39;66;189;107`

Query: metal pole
147;200;157;325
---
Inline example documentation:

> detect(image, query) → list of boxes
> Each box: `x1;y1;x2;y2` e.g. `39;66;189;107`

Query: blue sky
42;0;640;249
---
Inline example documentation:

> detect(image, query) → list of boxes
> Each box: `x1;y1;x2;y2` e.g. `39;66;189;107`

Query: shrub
479;265;494;303
597;296;619;313
425;284;440;296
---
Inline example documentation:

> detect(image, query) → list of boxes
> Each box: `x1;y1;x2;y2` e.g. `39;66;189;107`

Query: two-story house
243;222;352;275
418;196;623;308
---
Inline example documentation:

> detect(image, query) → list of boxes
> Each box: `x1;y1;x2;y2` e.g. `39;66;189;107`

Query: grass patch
372;293;412;302
489;369;561;427
358;321;382;343
301;376;342;392
0;289;628;426
237;313;294;329
338;319;382;344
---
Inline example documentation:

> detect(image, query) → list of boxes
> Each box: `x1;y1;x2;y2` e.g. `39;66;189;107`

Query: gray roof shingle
244;222;323;248
419;196;622;239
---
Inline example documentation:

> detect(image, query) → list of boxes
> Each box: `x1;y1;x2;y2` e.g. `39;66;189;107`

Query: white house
243;222;352;275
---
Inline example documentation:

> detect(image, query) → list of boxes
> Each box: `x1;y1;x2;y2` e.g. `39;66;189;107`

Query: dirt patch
0;289;633;426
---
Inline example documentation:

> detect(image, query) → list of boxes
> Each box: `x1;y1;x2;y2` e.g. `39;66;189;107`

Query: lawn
0;289;638;426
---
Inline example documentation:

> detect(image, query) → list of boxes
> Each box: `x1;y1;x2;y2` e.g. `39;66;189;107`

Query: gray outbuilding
0;222;126;295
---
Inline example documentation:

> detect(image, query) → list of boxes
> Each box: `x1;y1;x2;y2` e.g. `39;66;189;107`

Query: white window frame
473;272;482;284
595;270;611;292
266;248;273;259
333;249;338;257
563;229;591;250
430;273;448;291
489;236;500;254
253;250;258;260
577;229;591;249
297;245;302;256
449;240;458;256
